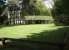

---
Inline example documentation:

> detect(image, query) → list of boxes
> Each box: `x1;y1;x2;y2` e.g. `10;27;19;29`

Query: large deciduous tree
22;0;50;16
52;0;69;25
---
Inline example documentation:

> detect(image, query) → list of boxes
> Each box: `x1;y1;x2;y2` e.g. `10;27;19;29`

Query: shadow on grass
27;27;67;42
0;27;69;50
0;38;60;50
27;26;69;50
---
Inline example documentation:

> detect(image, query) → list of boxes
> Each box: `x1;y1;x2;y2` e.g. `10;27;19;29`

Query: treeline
22;0;50;16
52;0;69;25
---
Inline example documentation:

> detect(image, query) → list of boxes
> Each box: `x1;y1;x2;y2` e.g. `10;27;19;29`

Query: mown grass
0;24;69;50
0;24;61;38
0;24;69;43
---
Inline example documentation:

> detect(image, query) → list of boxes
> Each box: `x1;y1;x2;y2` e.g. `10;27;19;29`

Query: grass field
0;24;69;50
0;24;68;42
0;24;61;38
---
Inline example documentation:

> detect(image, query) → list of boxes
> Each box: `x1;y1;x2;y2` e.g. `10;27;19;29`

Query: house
0;0;23;24
6;0;23;24
24;16;54;24
0;0;54;25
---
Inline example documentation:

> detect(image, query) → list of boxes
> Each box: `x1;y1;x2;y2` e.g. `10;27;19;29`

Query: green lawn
0;24;68;43
0;24;57;38
0;24;69;50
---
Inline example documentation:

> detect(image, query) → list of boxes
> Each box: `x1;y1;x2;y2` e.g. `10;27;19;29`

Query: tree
52;0;69;25
0;1;7;24
22;0;50;16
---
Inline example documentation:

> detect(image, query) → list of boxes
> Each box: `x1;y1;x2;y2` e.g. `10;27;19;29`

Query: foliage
52;0;69;25
22;0;50;16
34;0;50;15
0;5;6;14
0;5;8;24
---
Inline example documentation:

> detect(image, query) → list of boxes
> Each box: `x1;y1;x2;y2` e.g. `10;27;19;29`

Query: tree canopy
22;0;50;16
52;0;69;25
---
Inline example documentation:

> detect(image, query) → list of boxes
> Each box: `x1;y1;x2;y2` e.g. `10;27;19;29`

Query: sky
43;0;54;9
